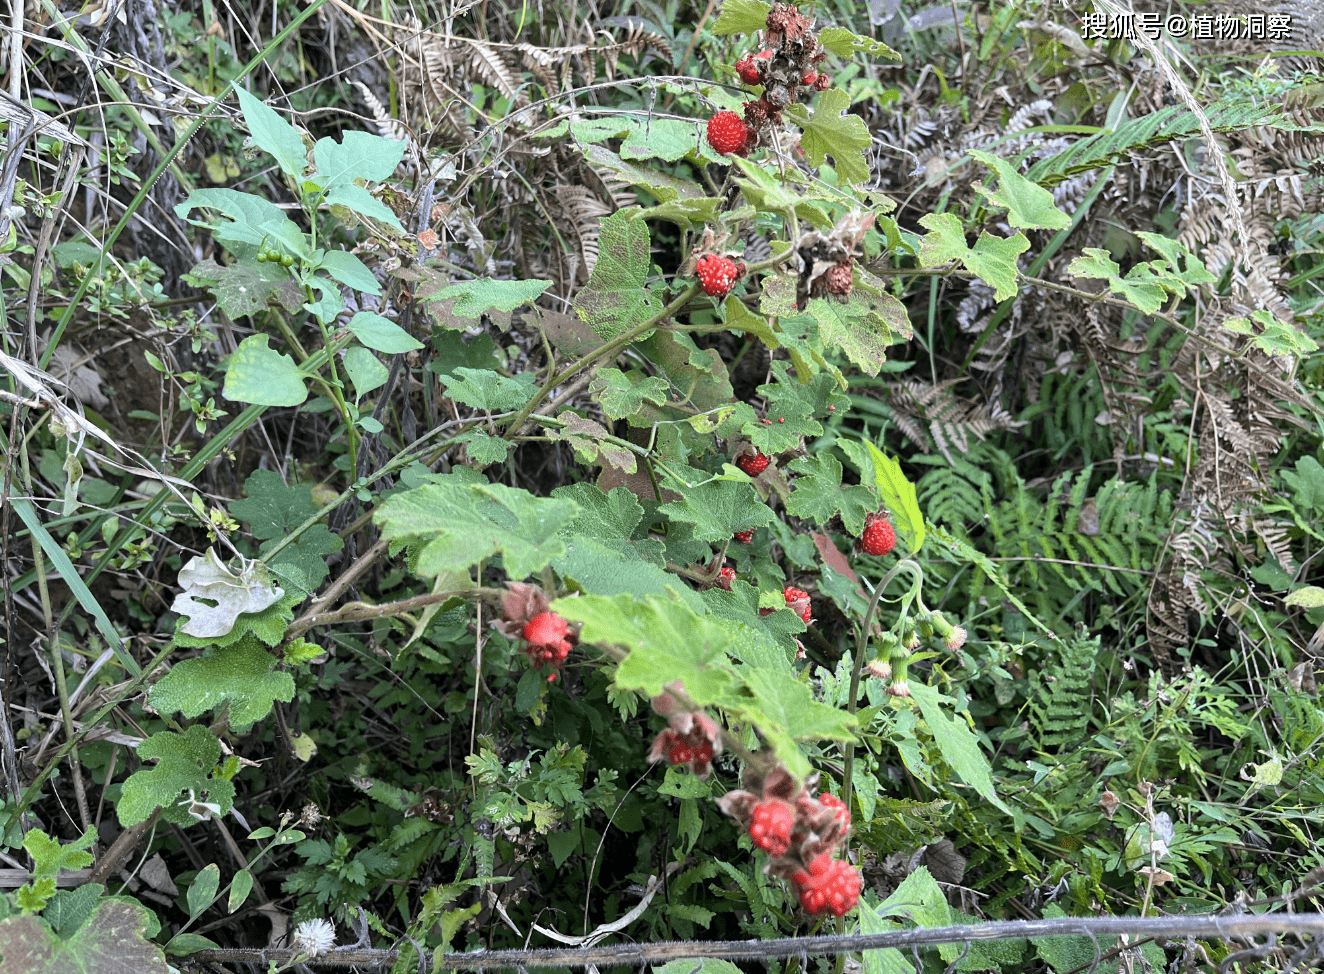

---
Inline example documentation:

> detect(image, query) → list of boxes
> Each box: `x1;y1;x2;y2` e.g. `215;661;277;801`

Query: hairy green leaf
223;334;307;406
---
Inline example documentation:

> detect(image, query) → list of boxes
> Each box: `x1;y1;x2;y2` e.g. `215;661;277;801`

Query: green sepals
785;89;873;185
711;0;770;35
573;210;663;340
785;455;877;535
148;634;296;733
657;479;775;543
1222;309;1318;357
968;149;1071;230
117;724;236;827
917;212;1028;302
373;476;580;581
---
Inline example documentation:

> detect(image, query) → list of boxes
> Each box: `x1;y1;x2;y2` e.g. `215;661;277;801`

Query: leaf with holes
169;548;284;639
917;212;1028;302
0;900;170;974
574;210;664;340
117;725;236;827
786;90;872;185
1066;249;1166;314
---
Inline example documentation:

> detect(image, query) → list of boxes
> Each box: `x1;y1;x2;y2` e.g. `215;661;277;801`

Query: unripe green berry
280;254;294;267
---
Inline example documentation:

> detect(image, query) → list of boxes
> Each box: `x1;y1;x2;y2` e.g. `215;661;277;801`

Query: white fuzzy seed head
294;918;336;958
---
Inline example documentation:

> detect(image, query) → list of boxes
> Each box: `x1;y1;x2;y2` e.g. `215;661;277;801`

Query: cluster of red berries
758;584;811;623
694;253;746;299
718;765;861;916
647;683;723;779
498;582;577;681
705;2;832;158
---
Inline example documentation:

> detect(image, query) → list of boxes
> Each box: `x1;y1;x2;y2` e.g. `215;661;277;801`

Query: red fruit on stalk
792;854;862;917
717;566;737;590
783;585;812;623
706;110;749;155
695;254;742;298
749;800;795;856
860;511;896;556
734;530;755;544
737;450;769;476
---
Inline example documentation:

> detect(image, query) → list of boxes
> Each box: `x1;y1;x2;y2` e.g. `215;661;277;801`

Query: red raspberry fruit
737;450;769;477
749;800;795;856
734;529;755;544
695;254;742;298
670;743;693;764
793;854;862;917
783;585;812;623
717;566;737;590
819;792;851;828
706;110;749;155
735;54;761;85
860;511;896;556
522;611;572;666
801;70;818;86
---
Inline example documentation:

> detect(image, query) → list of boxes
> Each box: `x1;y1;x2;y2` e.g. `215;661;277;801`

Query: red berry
801;71;818;86
695;254;742;298
670;743;693;765
706;110;749;155
737;450;769;477
735;54;763;85
793;854;861;917
717;566;736;590
783;585;812;623
860;512;896;557
814;73;831;91
749;800;795;856
819;792;851;828
734;530;755;544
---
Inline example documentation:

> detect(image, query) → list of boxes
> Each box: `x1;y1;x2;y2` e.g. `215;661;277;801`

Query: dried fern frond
886;379;1025;463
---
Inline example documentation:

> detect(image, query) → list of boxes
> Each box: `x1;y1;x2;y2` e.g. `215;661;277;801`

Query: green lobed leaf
908;682;1010;814
1134;231;1216;289
148;635;296;733
785;455;877;535
229;469;342;593
235;87;307;180
968;149;1071;230
589;368;670;422
1066;248;1165;314
425;277;553;318
24;828;95;878
573;210;663;340
1222;309;1319;357
657;479;776;543
0;900;171;974
816;26;901;60
311;129;405;183
222;334;307;406
458;431;514;466
712;0;770;35
553;594;736;706
373;477;580;581
917;212;1028;302
42;885;103;937
786;89;873;184
117;724;236;827
442;367;538;412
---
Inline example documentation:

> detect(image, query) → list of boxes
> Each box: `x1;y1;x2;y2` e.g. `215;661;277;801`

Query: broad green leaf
425;278;552;318
187;864;220;918
223;334;307;406
318;251;383;296
738;667;858;744
1283;456;1324;513
785;455;877;535
879;866;949;926
849;442;925;552
589;368;670;421
582;144;704;204
312;130;405;184
817;26;901;60
633;196;725;228
322;183;402;230
786;89;872;184
228;869;254;913
229;469;342;592
148;636;296;733
574;210;663;340
343;345;389;398
1222;309;1319;357
544;414;637;473
621;118;699;162
346;311;423;353
968;149;1071;230
458;431;514;466
42;885;103;937
809;290;898;376
1135;232;1216;288
553;535;706;612
712;0;770;35
373;478;580;580
857;898;913;974
118;724;236;827
745;399;818;453
235;87;307;179
908;682;1010;814
24;828;95;877
1066;248;1165;313
1034;903;1108;974
657;479;775;542
174;188;306;256
0;900;171;974
183;259;304;320
1285;586;1324;608
442;367;537;412
164;933;220;956
554;594;735;706
917;212;1028;302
